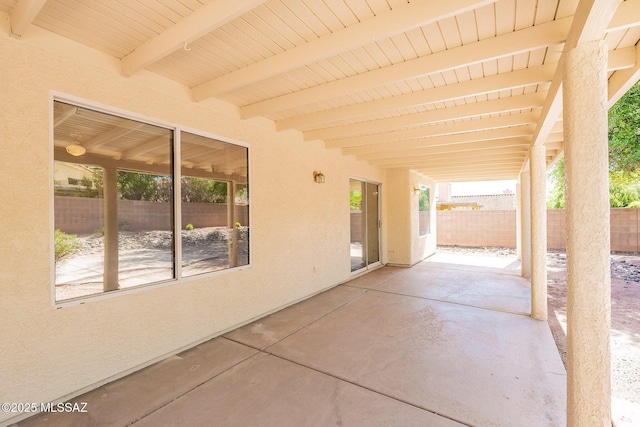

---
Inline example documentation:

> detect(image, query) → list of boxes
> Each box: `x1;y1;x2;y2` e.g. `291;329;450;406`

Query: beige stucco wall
410;171;437;265
386;169;411;265
385;169;436;266
0;21;399;423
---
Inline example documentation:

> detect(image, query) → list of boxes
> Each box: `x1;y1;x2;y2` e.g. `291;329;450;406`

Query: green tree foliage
418;187;430;211
117;171;161;201
547;158;640;208
60;165;235;203
546;158;566;208
181;177;227;203
609;170;640;207
547;80;640;208
608;81;640;172
350;189;362;210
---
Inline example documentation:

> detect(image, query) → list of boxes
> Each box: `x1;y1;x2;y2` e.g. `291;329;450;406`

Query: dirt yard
546;250;640;426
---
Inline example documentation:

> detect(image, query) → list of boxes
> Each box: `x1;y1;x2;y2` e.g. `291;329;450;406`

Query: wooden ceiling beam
54;104;78;128
368;146;528;166
192;0;497;100
375;154;527;169
9;0;46;38
84;122;147;150
306;92;545;141
421;171;521;181
422;164;522;173
417;161;524;172
55;147;247;182
608;0;640;33
420;167;522;177
355;137;530;161
121;0;267;76
609;44;640;106
280;46;630;133
121;136;170;159
341;126;533;156
530;0;623;151
279;63;555;132
325;114;538;149
240;17;572;118
608;46;636;71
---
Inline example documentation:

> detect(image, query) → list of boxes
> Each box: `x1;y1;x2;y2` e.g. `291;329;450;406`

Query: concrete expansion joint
372;286;532;318
131;346;260;424
262;350;477;427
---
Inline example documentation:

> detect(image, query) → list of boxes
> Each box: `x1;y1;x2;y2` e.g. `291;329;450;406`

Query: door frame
349;177;382;275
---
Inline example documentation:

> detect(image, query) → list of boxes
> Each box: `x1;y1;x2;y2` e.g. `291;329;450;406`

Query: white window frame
50;92;251;308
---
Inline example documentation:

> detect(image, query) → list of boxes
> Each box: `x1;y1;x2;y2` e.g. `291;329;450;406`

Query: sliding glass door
350;179;380;273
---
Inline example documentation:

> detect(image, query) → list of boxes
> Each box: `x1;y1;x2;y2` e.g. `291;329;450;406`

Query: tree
608;81;640;172
609;170;640;207
117;171;162;201
547;80;640;208
546;158;566;208
418;187;429;211
547;158;640;208
350;189;362;210
181;177;227;203
61;163;238;204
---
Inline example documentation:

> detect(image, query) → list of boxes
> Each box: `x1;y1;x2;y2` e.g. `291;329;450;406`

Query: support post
530;143;547;320
516;181;522;260
103;167;119;291
564;40;611;427
519;170;531;278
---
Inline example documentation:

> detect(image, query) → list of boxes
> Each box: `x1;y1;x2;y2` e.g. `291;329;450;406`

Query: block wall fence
437;208;640;252
55;196;249;234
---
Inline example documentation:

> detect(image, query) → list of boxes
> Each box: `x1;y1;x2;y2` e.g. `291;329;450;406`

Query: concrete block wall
54;196;104;234
54;196;249;235
610;208;639;252
437;210;516;247
437;208;640;252
547;209;567;250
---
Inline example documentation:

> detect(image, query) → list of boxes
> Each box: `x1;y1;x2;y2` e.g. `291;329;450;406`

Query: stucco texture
0;22;440;424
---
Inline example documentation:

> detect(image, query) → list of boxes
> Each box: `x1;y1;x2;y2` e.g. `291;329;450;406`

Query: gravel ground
75;226;246;255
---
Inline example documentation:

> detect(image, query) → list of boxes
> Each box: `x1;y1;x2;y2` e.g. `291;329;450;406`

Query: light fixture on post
66;144;86;156
313;171;325;184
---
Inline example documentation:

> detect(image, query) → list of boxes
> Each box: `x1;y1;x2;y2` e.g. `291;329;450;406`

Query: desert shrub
185;223;194;230
54;229;81;260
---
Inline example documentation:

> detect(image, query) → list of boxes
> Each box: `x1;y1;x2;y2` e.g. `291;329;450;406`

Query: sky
449;180;517;196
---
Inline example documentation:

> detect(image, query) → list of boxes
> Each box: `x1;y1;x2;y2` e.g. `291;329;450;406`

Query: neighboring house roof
438;193;516;210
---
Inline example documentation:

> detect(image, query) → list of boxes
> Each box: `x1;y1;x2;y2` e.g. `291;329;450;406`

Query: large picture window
53;100;249;302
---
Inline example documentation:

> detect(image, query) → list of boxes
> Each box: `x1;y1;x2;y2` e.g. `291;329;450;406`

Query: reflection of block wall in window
52;99;250;304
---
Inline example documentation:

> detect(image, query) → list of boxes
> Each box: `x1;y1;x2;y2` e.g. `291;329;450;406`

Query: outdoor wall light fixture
413;186;421;195
313;171;326;183
66;144;86;156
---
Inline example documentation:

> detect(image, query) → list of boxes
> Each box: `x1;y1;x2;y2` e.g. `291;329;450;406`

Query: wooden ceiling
5;0;640;182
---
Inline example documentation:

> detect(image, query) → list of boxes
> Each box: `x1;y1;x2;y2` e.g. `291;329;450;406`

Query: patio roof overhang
5;0;640;183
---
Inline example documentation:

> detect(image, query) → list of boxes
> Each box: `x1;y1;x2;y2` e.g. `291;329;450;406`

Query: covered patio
1;0;638;426
17;259;565;427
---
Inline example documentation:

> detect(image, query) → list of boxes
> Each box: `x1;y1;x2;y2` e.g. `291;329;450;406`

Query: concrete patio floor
16;257;566;427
